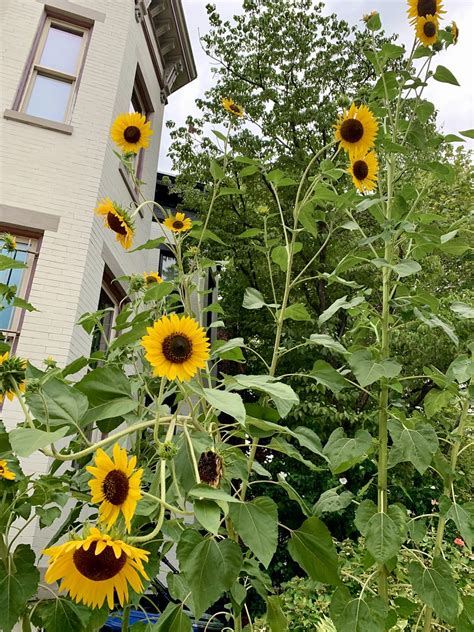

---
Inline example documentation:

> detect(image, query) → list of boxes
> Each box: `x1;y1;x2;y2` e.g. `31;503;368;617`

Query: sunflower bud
256;205;269;215
0;353;27;403
158;441;178;460
1;233;17;253
43;356;57;369
363;11;381;31
129;274;146;292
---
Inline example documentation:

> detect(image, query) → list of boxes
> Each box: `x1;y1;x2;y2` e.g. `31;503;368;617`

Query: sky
158;0;474;173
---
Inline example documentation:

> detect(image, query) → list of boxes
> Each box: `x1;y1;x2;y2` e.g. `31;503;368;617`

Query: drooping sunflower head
348;151;379;193
222;97;245;117
95;198;135;250
416;15;438;46
0;233;17;253
0;459;15;481
335;103;379;158
0;352;27;403
450;21;459;45
43;527;149;609
86;443;143;533
110;112;153;153
163;212;192;233
407;0;444;23
143;271;163;286
141;313;210;382
198;450;224;488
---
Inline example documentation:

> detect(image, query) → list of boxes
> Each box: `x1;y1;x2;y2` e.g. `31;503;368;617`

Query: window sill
3;109;73;134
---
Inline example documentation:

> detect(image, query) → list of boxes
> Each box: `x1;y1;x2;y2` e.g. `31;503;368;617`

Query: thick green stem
121;605;131;632
423;394;470;631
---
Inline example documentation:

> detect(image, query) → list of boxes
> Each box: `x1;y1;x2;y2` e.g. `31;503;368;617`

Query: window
19;17;90;123
90;267;126;355
0;233;39;346
128;67;154;180
158;247;178;282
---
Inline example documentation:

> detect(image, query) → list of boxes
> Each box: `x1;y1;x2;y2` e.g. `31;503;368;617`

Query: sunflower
0;352;26;403
43;527;149;609
110;112;153;153
450;21;459;45
198;451;223;488
163;212;192;233
95;198;135;249
1;233;17;252
141;313;210;382
407;0;444;23
143;272;163;286
335;103;378;158
86;444;143;533
0;460;15;481
416;15;438;46
222;98;245;117
348;152;378;193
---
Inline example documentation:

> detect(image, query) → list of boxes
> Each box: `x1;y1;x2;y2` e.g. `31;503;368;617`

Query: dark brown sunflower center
73;541;127;581
423;21;436;37
198;451;223;488
162;333;192;364
102;469;130;505
123;125;141;143
145;275;158;284
173;220;184;229
107;212;127;236
229;103;241;113
417;0;436;17
0;465;5;474
352;160;369;181
340;118;364;143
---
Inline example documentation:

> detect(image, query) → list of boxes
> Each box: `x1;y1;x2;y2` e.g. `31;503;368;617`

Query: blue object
103;609;200;630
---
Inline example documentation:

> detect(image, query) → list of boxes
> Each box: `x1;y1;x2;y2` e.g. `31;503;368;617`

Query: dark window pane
0;245;28;331
26;74;71;121
40;26;83;74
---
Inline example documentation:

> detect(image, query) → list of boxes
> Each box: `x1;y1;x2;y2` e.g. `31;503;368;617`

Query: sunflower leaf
433;65;460;86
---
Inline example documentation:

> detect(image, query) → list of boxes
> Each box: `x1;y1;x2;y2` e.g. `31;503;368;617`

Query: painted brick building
0;0;196;552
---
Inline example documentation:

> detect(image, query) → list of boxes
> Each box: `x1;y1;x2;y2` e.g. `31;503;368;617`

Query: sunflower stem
183;420;201;484
121;604;131;632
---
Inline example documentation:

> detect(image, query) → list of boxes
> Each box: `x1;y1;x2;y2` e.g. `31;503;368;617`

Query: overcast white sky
158;0;474;172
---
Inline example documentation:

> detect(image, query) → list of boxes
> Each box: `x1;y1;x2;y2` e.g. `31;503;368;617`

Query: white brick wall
0;0;171;553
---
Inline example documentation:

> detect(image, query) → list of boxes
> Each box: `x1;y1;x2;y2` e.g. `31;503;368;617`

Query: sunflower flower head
163;212;192;233
449;21;459;45
416;15;438;46
198;450;224;488
143;272;163;286
110;112;153;153
95;198;135;250
0;459;15;481
407;0;444;24
141;313;210;382
1;233;17;253
0;352;27;403
348;152;379;193
86;443;143;533
43;527;149;609
222;97;245;117
335;103;378;158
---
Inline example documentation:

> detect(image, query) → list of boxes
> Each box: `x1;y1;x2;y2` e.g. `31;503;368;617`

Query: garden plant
0;2;472;631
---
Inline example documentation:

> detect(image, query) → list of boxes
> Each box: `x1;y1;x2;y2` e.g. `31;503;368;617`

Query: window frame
129;66;154;182
0;229;41;351
16;15;91;124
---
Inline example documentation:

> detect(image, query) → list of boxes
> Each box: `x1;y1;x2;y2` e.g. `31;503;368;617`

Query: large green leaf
153;603;192;631
32;598;91;632
408;557;460;624
311;360;349;394
0;254;27;271
308;334;347;355
388;418;439;474
265;596;288;632
76;366;132;403
9;427;70;457
364;506;407;563
433;64;460;86
323;428;373;474
446;502;473;549
333;594;387;632
242;287;266;309
318;295;365;324
177;530;242;619
0;544;40;632
313;488;353;517
287;516;339;584
80;397;138;426
202;387;246;425
349;350;401;387
230;374;299;417
194;499;221;535
26;378;88;429
280;303;312;321
229;497;278;568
